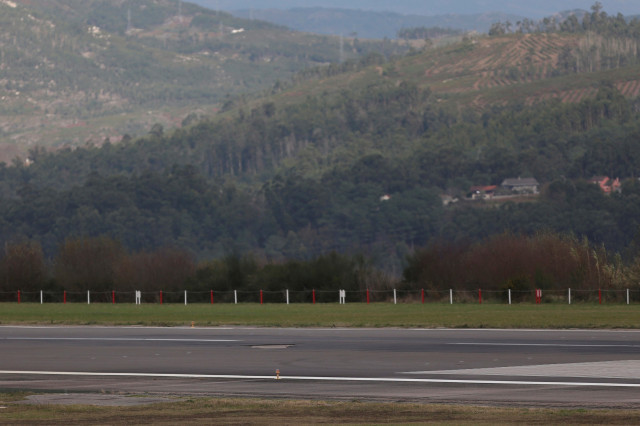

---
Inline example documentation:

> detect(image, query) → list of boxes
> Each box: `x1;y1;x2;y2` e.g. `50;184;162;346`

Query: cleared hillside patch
421;34;570;93
258;32;639;116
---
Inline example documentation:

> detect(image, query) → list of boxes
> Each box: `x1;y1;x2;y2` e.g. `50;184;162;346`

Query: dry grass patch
2;396;640;425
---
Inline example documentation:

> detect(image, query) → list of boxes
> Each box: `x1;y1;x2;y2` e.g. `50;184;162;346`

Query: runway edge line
1;370;639;388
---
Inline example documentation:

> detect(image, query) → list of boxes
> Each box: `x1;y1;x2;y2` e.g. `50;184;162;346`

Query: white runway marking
3;325;640;333
449;343;640;348
403;360;640;379
0;370;639;388
0;326;238;330
3;338;239;343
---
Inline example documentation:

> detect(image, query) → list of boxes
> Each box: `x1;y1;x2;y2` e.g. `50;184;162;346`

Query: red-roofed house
469;185;497;200
589;176;621;194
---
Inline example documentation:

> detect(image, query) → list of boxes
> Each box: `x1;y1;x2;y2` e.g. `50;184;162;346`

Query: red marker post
17;290;21;304
312;289;316;304
599;289;602;305
260;290;264;305
421;288;425;304
210;290;214;304
63;291;67;304
160;290;163;305
366;289;370;304
479;288;482;304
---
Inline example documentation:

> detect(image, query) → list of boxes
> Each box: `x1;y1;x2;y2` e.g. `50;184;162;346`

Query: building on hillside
469;185;497;200
589;176;621;194
501;177;539;194
440;194;459;206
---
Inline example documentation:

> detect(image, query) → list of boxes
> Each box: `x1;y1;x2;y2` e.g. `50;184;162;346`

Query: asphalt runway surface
1;326;640;407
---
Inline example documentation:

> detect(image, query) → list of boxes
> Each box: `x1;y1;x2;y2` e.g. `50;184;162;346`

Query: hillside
0;0;406;161
2;6;640;273
271;31;640;111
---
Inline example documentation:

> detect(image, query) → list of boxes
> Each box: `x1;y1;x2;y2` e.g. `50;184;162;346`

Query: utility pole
126;7;132;33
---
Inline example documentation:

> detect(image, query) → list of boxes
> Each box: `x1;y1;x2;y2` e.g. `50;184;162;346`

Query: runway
1;326;639;407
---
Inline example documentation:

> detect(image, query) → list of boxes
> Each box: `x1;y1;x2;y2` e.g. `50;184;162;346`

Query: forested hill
0;0;407;161
3;4;640;273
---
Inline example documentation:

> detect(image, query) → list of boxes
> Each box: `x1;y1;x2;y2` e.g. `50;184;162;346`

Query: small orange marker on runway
276;369;280;380
191;321;194;328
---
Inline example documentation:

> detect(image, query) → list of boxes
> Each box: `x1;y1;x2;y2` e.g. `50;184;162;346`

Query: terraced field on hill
270;31;640;114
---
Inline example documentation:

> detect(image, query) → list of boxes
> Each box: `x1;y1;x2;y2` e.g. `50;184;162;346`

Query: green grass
0;303;638;328
2;395;640;425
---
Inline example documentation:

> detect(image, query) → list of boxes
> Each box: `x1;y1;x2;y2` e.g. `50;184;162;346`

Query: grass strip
0;303;638;328
2;395;640;425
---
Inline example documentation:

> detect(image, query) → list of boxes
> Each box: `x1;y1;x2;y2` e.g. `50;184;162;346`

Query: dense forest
3;81;640;276
2;2;640;295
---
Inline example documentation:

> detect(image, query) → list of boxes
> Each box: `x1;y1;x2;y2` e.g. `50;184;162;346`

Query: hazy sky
191;1;639;18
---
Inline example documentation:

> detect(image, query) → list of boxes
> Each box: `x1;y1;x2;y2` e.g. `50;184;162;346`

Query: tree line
1;231;637;303
397;27;461;41
403;233;629;298
0;236;379;302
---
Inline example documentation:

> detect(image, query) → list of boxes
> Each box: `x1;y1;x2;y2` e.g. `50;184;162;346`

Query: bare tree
1;241;46;292
54;236;124;292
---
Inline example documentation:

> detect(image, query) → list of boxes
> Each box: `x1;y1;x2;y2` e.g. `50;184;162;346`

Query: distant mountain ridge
231;7;527;38
192;0;640;19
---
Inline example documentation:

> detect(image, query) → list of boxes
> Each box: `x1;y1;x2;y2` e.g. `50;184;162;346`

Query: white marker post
234;290;238;305
87;291;90;305
508;289;511;305
568;288;571;305
339;290;346;304
627;288;630;305
40;290;43;305
184;290;187;306
450;289;453;305
393;289;397;305
286;289;289;305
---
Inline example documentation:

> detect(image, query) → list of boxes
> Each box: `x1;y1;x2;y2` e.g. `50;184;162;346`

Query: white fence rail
3;288;639;305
